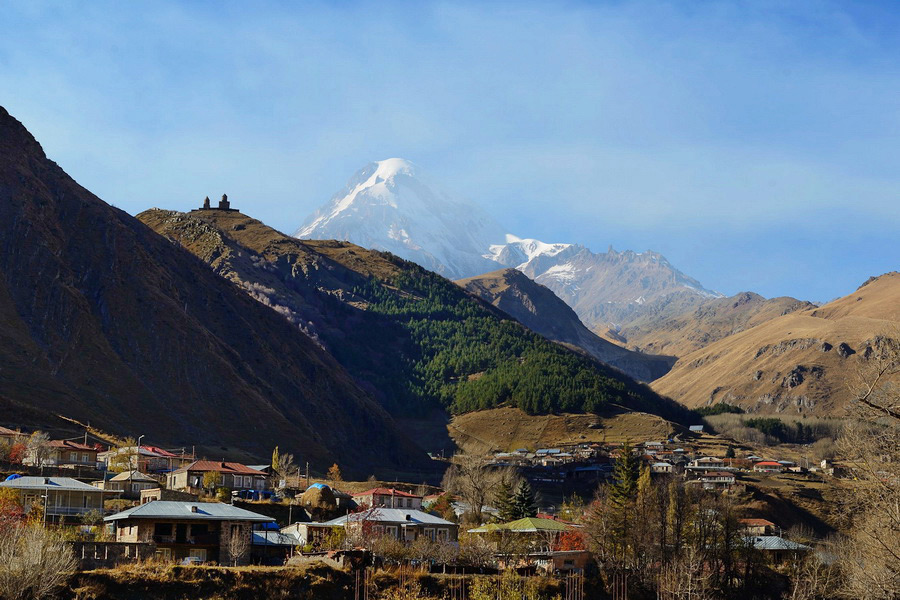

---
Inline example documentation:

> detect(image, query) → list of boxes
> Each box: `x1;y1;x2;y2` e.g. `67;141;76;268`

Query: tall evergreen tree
494;480;517;522
512;480;537;519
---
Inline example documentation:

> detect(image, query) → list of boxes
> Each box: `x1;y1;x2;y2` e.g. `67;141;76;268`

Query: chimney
191;505;198;513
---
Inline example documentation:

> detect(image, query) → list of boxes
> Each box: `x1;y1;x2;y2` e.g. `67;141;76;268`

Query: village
0;420;838;591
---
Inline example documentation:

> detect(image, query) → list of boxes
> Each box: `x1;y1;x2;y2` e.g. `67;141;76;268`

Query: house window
244;476;252;488
437;529;448;542
70;452;78;462
82;453;90;463
424;528;435;541
386;526;398;539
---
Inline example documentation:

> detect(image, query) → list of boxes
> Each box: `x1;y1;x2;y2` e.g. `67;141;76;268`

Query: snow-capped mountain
296;158;723;339
295;158;505;279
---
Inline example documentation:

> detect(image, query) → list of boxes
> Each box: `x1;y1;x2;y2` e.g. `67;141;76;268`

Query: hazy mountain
0;106;426;477
597;292;816;358
456;268;675;381
652;272;900;416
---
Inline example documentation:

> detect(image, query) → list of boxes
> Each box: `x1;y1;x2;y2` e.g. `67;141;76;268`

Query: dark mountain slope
455;268;675;381
139;209;692;424
0;106;425;477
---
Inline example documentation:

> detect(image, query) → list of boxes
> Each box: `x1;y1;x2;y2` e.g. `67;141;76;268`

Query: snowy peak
295;158;506;279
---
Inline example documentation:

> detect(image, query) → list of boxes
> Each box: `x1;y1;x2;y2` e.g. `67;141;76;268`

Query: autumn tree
442;453;506;524
0;522;77;600
327;463;343;483
25;431;50;468
202;470;221;494
271;446;297;488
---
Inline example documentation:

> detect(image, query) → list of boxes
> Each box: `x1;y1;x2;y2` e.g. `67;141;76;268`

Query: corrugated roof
750;536;809;551
49;440;96;451
470;517;571;534
0;476;106;492
252;531;300;546
170;460;268;476
352;487;421;499
104;501;274;523
321;508;453;526
109;470;157;483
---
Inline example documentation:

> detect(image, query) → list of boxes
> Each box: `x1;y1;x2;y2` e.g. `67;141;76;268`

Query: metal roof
109;470;157;483
0;476;107;493
469;517;571;534
104;501;274;523
252;531;300;546
321;508;454;527
749;536;810;551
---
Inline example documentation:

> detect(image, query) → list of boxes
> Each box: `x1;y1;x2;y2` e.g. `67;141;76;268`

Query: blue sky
1;1;897;302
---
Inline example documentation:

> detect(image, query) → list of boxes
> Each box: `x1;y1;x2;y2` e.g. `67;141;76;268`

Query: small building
698;471;736;489
315;508;458;545
0;476;112;524
748;535;810;564
99;446;191;474
166;460;268;494
740;518;776;536
352;487;422;510
689;425;705;434
650;462;674;474
27;440;101;469
105;501;273;565
94;471;159;499
753;461;784;474
688;457;727;471
0;425;21;446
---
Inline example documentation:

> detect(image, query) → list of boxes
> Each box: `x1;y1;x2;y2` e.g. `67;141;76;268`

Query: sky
1;1;898;302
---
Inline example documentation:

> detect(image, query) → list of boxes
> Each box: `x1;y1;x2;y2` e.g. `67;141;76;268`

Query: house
94;470;159;499
99;446;191;474
740;518;776;536
650;462;674;474
299;508;458;547
687;457;728;473
0;476;112;524
105;501;273;565
748;535;810;564
26;440;101;469
166;460;268;493
689;425;705;434
0;425;21;445
469;517;573;552
352;487;422;510
698;471;736;489
753;461;784;473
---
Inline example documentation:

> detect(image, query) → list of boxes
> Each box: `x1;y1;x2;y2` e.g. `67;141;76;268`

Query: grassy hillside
141;209;691;423
653;272;900;415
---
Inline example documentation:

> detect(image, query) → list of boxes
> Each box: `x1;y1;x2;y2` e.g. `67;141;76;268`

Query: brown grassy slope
0;106;425;476
456;268;674;381
652;272;900;415
448;406;685;454
596;292;815;358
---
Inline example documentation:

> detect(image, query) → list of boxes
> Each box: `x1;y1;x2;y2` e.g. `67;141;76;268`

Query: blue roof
308;483;330;490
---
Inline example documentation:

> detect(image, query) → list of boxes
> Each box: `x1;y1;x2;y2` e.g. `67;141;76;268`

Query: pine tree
512;480;537;519
495;480;517;522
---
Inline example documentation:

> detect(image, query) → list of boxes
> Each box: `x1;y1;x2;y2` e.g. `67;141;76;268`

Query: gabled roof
352;487;421;499
469;517;571;534
49;440;97;451
172;460;267;476
0;426;20;436
754;461;783;467
104;501;273;523
740;518;776;527
749;536;809;551
109;470;157;483
0;476;107;492
321;508;453;526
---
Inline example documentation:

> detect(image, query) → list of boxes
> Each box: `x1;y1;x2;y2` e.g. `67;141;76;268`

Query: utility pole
306;462;309;488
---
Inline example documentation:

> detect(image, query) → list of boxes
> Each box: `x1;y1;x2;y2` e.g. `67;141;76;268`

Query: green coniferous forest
344;260;691;421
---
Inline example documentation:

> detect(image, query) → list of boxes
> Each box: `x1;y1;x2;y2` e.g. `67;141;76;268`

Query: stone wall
69;541;156;570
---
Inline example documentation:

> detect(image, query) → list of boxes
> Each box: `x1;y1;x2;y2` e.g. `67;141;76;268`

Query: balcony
152;534;220;545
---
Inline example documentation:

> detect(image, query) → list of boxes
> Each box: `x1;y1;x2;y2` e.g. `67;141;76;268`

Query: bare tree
0;523;77;600
25;431;50;468
835;338;900;600
442;453;505;524
226;523;251;566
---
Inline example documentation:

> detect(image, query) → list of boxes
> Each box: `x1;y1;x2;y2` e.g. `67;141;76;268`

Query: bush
0;522;77;600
